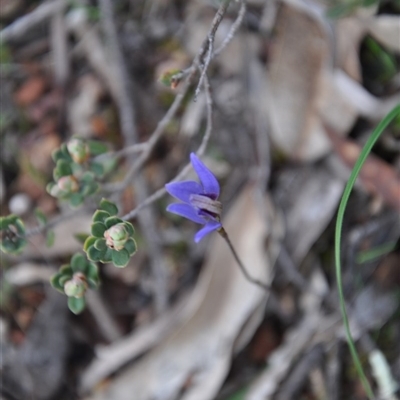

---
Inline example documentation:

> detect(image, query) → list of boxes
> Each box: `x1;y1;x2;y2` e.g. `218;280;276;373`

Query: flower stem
218;227;270;292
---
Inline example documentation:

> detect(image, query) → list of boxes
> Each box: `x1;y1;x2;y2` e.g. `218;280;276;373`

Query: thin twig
121;75;214;221
93;142;147;162
102;76;193;192
99;0;168;313
214;0;246;57
25;208;84;238
218;227;271;292
195;0;246;99
194;36;214;100
0;0;66;42
85;290;123;342
103;0;233;193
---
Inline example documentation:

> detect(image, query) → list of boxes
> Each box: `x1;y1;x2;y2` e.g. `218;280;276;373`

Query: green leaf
159;69;181;88
69;193;84;207
124;238;137;256
102;247;113;263
89;161;104;176
45;230;55;248
70;253;87;272
68;296;86;314
105;216;123;228
74;232;90;244
356;241;397;264
0;235;27;255
80;171;95;183
91;222;107;238
59;264;73;276
50;274;65;292
87;140;108;155
83;236;96;252
99;199;118;216
54;160;72;180
86;263;100;288
92;210;110;224
335;104;400;400
52;146;72;163
94;238;107;251
46;182;56;196
111;248;130;268
34;209;47;226
87;245;106;262
14;218;26;235
0;217;8;230
59;274;71;287
123;221;134;236
81;181;98;197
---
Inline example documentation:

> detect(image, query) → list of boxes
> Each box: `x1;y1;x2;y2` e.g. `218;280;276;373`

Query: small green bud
58;175;79;193
64;272;87;298
104;223;129;250
67;138;90;164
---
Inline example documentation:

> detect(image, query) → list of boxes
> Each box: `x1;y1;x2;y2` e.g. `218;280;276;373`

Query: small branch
194;36;214;100
85;290;123;342
0;0;66;43
218;226;271;292
93;142;147;162
103;77;193;192
213;0;246;57
25;208;84;238
103;0;233;193
99;0;169;313
121;75;214;221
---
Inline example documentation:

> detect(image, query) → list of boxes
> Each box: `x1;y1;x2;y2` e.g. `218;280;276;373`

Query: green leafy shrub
0;215;27;254
46;138;108;207
84;199;137;268
51;253;99;314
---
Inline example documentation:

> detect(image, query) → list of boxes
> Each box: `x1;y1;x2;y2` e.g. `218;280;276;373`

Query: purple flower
165;153;222;243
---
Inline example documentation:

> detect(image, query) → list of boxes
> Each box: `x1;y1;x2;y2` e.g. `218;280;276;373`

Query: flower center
190;194;222;218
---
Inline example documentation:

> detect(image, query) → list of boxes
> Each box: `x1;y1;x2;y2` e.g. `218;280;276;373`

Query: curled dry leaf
266;3;334;161
274;163;344;265
14;76;47;107
87;186;272;400
265;3;399;161
326;126;400;212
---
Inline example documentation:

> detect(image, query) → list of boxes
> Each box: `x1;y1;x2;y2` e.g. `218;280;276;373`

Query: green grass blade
335;103;400;400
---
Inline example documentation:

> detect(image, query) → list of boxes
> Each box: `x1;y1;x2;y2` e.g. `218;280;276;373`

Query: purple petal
190;153;220;199
167;203;206;224
194;220;221;243
165;181;203;203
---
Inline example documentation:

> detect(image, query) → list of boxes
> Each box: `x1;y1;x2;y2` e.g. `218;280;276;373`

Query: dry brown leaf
334;17;365;81
87;186;272;400
274;163;344;265
68;75;105;138
14;76;47;107
246;269;327;400
326;127;400;211
265;3;399;161
266;4;338;161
